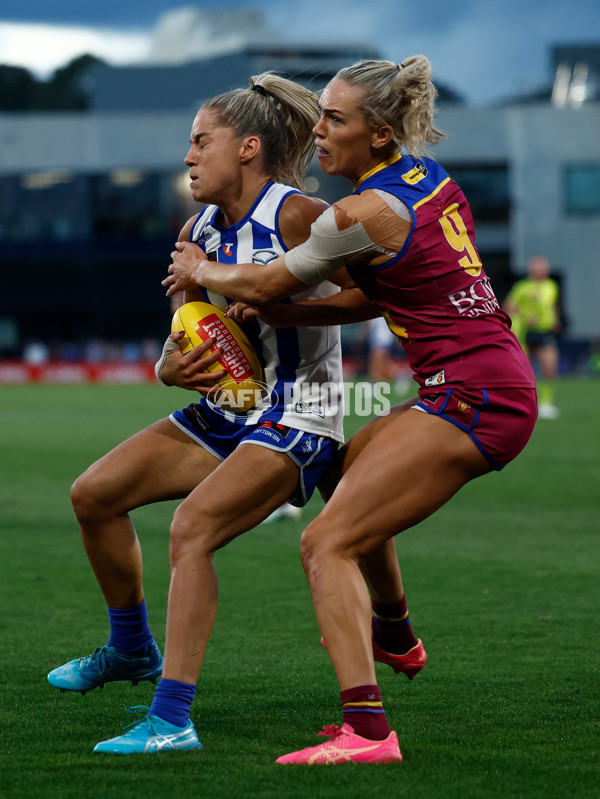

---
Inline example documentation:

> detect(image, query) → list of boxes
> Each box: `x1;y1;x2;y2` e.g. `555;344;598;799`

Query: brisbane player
165;56;537;764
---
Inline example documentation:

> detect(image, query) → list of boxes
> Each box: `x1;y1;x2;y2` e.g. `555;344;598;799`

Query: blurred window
89;171;182;240
0;172;90;241
443;163;510;223
565;164;600;215
0;170;199;243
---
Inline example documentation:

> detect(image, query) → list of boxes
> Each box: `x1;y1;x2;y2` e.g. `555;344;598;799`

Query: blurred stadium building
0;7;599;380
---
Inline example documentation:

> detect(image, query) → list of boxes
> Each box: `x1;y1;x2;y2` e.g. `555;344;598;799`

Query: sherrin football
171;301;265;411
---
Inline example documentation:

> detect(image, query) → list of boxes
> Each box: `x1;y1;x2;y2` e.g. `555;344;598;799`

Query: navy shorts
525;330;558;349
414;386;537;470
170;402;339;507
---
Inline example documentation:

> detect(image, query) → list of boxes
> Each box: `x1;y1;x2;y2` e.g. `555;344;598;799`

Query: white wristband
155;336;180;384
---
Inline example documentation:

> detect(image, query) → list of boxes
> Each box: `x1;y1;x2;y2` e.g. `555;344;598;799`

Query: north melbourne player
48;72;425;755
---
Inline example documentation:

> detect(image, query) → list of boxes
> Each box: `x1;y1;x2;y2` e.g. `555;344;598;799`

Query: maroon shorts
414;386;537;470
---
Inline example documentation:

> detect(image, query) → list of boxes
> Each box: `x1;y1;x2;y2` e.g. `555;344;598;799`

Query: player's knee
301;516;368;580
300;518;334;574
70;470;104;523
169;509;193;563
169;503;215;564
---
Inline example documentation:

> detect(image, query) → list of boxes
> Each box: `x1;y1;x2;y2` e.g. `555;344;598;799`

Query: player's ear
240;135;261;164
370;124;394;151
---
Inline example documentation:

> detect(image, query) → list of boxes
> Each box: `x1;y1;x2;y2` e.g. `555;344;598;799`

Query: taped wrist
155;336;180;384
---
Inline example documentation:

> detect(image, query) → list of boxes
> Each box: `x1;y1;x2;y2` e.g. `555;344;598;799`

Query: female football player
48;72;424;754
164;56;537;764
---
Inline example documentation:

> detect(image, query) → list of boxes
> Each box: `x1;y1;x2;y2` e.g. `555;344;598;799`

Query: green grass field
1;378;599;798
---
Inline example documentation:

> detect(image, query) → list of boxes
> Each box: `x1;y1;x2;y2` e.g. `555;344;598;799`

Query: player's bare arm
162;200;318;302
163;186;413;302
228;285;378;327
156;214;228;391
277;192;329;249
224;196;379;326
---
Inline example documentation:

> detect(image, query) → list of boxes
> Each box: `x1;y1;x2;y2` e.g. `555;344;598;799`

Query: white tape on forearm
284;206;393;285
154;336;180;384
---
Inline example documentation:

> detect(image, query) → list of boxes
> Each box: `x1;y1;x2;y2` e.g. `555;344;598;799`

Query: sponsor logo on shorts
185;404;211;431
255;427;284;443
258;421;291;437
425;370;446;387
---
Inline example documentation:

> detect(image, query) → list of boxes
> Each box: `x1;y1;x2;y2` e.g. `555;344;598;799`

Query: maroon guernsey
346;154;534;393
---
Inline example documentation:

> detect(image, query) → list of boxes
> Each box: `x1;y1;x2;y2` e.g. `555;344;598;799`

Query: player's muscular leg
301;410;491;690
318;396;417;501
162;445;299;685
70;418;220;607
318;397;417;604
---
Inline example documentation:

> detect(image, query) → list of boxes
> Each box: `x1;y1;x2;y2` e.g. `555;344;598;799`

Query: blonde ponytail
203;72;319;190
335;56;444;157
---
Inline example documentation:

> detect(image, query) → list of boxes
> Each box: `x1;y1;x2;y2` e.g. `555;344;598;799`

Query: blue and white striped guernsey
189;180;345;443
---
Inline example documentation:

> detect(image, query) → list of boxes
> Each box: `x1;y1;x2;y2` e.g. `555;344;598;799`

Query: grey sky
1;0;598;105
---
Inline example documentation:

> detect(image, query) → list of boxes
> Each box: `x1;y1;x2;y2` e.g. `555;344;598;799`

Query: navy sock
150;678;197;728
107;599;153;655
